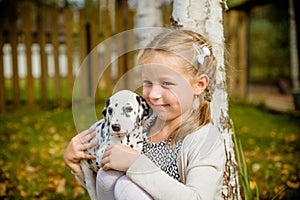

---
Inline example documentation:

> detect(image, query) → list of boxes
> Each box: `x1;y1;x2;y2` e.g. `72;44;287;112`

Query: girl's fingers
78;128;96;143
82;152;96;160
102;163;111;171
103;145;112;154
101;157;110;170
83;138;98;149
80;128;95;137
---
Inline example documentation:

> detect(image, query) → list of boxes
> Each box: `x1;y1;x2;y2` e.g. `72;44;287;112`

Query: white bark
171;0;207;34
289;0;299;90
172;0;241;199
134;0;163;47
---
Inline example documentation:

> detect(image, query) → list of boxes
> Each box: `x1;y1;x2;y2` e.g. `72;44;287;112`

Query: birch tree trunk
134;0;163;47
171;0;241;199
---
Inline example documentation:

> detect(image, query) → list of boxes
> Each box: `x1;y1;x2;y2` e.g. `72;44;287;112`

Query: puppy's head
101;90;152;136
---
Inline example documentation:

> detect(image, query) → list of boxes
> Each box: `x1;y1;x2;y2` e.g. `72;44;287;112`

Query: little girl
64;28;226;200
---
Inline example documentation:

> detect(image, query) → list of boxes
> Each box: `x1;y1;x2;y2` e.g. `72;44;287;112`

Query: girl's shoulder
181;123;223;157
184;123;221;141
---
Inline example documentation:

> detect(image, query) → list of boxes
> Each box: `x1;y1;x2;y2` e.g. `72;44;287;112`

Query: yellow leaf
25;165;41;173
281;168;289;175
20;190;27;197
56;178;66;194
249;181;257;190
73;186;85;198
0;183;7;196
287;180;299;189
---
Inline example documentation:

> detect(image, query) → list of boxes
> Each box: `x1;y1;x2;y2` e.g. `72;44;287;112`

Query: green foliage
230;102;300;199
249;2;290;81
233;127;260;200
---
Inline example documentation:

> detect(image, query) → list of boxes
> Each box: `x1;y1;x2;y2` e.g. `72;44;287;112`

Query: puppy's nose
111;124;121;132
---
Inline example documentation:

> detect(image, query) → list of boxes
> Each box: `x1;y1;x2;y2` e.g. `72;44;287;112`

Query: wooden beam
228;0;275;11
22;3;35;108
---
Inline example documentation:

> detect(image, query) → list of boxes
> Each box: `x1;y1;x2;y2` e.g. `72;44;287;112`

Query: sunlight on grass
0;107;91;199
0;102;299;199
229;102;300;199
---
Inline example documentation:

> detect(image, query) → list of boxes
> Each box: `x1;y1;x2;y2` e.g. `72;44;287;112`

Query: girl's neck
148;115;182;143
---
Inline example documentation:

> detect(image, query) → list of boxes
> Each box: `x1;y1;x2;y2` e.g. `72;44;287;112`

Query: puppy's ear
136;96;152;121
102;98;110;118
142;102;152;119
136;95;142;105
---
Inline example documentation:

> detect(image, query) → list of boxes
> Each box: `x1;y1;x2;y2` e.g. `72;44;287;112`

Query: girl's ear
193;74;209;95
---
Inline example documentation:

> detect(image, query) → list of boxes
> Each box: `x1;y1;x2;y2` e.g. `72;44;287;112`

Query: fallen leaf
25;165;41;173
249;181;257;190
287;180;299;189
73;186;85;198
56;178;66;194
0;183;7;196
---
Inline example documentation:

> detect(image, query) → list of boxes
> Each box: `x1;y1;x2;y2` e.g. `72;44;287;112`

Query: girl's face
141;53;196;122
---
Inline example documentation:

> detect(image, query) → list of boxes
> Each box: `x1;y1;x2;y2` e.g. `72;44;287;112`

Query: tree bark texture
135;0;163;47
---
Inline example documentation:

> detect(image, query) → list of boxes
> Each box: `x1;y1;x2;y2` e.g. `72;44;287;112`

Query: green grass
0;107;87;199
0;102;299;199
4;78;107;110
4;78;71;105
229;102;300;199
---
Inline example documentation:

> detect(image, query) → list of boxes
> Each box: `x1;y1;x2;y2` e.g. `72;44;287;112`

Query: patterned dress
141;116;183;182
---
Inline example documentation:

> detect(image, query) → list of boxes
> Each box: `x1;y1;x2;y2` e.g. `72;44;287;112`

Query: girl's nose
148;84;162;99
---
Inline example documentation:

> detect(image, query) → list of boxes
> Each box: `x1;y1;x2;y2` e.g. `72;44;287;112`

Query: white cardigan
126;124;226;200
73;124;226;200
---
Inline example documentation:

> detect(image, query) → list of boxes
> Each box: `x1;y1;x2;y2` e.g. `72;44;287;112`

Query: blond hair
138;29;217;145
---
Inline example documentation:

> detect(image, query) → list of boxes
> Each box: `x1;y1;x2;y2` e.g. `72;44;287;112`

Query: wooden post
0;22;5;112
90;8;100;101
37;6;48;105
238;11;249;99
127;9;135;91
226;10;239;97
64;8;74;101
51;7;61;103
79;9;88;99
115;0;125;87
103;8;112;99
22;3;35;108
10;11;20;109
162;4;172;26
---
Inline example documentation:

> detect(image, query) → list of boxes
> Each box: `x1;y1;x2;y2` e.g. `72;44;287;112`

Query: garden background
0;0;299;199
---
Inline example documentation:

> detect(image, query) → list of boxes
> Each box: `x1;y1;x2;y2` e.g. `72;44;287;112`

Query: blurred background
0;0;299;199
0;0;299;112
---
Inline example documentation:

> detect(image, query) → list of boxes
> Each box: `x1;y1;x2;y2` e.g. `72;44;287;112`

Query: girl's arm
126;125;226;200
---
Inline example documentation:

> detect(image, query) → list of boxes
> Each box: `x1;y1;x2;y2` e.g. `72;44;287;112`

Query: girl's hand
101;144;140;172
63;128;98;173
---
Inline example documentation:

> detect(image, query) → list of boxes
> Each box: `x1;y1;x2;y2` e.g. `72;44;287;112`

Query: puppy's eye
107;107;113;115
124;106;133;113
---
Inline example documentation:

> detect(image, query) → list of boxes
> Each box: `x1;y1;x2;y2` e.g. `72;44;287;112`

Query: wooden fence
0;2;248;113
0;3;174;112
0;4;103;112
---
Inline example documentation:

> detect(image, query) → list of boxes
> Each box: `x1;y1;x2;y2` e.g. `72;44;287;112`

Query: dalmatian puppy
78;90;152;200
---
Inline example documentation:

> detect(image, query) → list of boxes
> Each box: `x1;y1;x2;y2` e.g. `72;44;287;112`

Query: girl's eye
143;80;152;86
162;81;173;86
